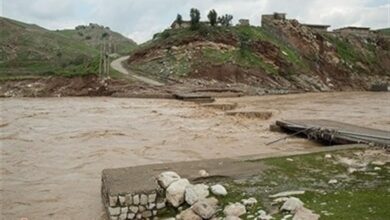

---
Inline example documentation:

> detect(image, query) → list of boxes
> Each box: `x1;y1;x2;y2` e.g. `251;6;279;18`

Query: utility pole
99;42;103;79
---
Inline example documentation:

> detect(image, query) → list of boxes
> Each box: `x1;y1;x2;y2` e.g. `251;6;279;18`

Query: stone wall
101;183;166;219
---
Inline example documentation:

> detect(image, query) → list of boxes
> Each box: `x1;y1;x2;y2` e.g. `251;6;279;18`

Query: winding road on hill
110;56;164;86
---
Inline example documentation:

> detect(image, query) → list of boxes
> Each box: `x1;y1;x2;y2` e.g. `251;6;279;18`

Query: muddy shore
1;92;389;219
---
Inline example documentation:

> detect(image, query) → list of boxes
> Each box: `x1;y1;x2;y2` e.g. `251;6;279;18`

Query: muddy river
1;92;389;219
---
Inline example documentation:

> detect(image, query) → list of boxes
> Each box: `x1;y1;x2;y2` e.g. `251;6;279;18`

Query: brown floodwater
1;92;389;220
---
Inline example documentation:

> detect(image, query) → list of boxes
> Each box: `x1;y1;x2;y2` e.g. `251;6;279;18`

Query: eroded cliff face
128;18;390;93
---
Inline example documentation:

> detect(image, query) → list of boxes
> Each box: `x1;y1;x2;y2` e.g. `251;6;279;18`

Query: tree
176;14;183;27
208;9;218;26
190;8;201;29
218;14;234;27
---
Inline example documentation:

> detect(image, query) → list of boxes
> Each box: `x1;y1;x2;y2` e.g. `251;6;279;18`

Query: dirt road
110;56;164;86
1;92;389;219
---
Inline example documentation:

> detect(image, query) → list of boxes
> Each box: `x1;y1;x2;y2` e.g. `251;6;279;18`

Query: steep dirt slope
128;20;390;92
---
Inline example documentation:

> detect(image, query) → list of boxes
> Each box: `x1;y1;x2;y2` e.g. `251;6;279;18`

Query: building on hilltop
238;19;250;26
261;12;287;28
334;26;371;37
302;24;331;33
171;20;211;29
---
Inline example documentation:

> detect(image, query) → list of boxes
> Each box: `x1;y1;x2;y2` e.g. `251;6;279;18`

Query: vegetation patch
206;149;388;219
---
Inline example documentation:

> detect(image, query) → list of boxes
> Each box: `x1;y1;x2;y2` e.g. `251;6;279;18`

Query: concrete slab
276;119;390;147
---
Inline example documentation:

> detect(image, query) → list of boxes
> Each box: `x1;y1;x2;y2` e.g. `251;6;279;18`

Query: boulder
157;171;181;189
223;203;246;217
292;207;320;220
166;178;190;207
269;191;305;198
258;210;273;220
177;209;202;220
225;216;242;220
242;197;257;206
191;199;217;219
281;197;304;213
199;169;210;177
185;184;210;205
211;184;228;196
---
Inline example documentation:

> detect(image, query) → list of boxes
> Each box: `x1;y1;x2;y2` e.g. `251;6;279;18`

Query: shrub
190;8;201;30
176;14;183;27
208;10;218;26
218;14;234;27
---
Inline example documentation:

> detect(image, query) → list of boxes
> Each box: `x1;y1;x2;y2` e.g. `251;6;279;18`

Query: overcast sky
1;0;389;43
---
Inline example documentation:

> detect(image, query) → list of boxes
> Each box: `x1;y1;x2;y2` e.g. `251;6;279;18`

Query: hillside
59;23;137;55
0;17;136;77
377;28;390;35
128;19;390;92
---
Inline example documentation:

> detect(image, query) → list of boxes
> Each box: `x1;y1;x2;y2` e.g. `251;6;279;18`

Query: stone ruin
261;12;379;37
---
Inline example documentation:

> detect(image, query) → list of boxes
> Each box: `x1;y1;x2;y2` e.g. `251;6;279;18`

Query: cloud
2;0;389;43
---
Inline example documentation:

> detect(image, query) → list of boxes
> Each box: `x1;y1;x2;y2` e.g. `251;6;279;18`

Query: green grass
377;28;390;35
325;35;359;63
0;17;136;77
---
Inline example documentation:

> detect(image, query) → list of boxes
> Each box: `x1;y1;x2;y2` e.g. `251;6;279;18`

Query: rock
185;184;210;205
372;161;386;166
156;198;166;209
140;194;148;205
225;216;242;220
119;213;127;220
157;171;181;189
192;199;217;219
109;195;118;207
129;206;138;213
347;167;357;174
148;193;157;203
272;197;289;205
142;211;152;218
108;207;121;216
257;210;273;219
328;179;338;184
199;169;210;177
138;205;146;212
324;154;332;159
148;203;156;209
127;213;135;219
125;194;133;205
177;209;202;220
269;191;305;198
281;197;304;213
282;214;293;220
118;195;125;205
374;167;382;171
242;197;257;206
286;158;294;162
292;207;320;220
166;178;190;207
133;195;140;205
211;184;228;196
120;207;128;214
223;203;246;217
